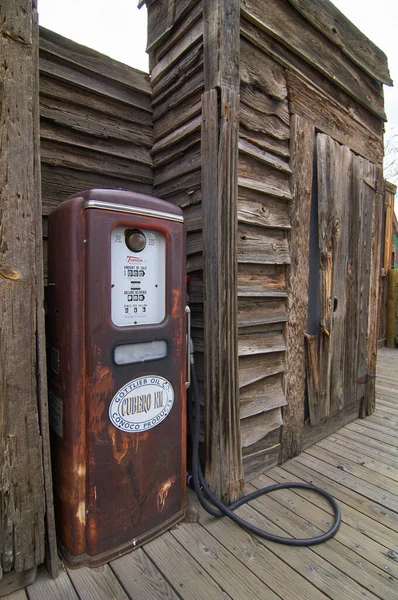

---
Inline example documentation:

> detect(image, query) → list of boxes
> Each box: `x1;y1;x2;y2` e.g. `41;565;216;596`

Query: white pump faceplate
111;227;166;326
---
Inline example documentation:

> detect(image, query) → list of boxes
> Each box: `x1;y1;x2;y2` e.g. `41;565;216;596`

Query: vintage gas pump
47;189;187;567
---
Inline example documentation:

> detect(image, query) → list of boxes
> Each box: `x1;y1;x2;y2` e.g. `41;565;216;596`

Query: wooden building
141;0;393;502
0;0;395;590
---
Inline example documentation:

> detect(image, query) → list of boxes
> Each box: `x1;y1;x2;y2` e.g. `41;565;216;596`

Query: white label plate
109;376;174;432
111;227;166;326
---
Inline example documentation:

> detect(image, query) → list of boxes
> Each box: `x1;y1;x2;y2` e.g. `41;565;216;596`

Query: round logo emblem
109;375;174;433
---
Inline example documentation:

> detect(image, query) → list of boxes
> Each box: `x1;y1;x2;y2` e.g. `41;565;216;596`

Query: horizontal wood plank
239;351;285;388
240;84;289;125
67;565;129;600
153;1;203;62
111;549;180;599
241;267;285;291
239;103;290;142
241;0;385;119
237;225;290;264
286;71;383;164
240;16;385;141
154;144;200;186
40;27;151;94
241;408;283;447
269;464;398;550
238;263;287;297
239;125;290;158
40;139;152;183
40;121;152;165
238;298;287;327
151;19;203;84
40;75;152;125
240;37;287;101
27;569;78;600
41;165;152;215
40;55;150;112
238;331;286;356
286;0;392;85
238;176;292;201
240;373;286;419
144;532;232;600
254;472;398;597
242;444;280;480
239;139;291;173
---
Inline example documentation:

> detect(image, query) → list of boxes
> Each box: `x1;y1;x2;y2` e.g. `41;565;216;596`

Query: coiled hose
188;360;341;546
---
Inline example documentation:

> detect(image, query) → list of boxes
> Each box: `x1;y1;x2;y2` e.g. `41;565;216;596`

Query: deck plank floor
6;348;398;600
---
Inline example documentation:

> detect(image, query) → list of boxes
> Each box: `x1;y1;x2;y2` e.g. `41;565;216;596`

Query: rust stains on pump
131;431;149;455
48;189;187;567
88;363;113;439
76;501;86;528
107;425;129;465
171;287;181;320
157;476;177;512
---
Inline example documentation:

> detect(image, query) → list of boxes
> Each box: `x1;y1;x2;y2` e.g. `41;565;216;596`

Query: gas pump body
48;189;187;567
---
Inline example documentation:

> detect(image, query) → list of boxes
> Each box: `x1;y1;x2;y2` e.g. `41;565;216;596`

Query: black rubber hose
188;361;341;546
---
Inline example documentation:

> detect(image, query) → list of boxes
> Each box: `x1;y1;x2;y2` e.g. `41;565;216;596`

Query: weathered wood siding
150;0;203;371
145;0;205;423
238;0;387;477
238;30;291;476
378;181;397;346
39;27;153;283
145;0;388;486
0;1;58;583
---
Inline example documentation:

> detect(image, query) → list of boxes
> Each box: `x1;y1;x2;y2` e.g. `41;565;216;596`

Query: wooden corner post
202;0;243;502
0;0;59;585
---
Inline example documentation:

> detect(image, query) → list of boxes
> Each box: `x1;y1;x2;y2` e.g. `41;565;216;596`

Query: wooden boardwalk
7;348;398;600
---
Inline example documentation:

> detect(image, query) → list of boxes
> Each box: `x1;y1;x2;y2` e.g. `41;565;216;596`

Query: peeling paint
131;432;149;455
75;464;86;478
107;425;129;464
171;288;180;319
76;501;86;527
88;364;113;437
157;476;176;513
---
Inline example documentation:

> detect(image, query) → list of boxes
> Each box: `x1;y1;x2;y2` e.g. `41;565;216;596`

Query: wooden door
307;134;384;424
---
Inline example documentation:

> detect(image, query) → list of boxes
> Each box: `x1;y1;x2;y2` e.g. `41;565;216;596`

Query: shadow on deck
9;348;398;600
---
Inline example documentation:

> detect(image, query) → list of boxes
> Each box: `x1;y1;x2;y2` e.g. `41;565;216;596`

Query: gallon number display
111;227;166;326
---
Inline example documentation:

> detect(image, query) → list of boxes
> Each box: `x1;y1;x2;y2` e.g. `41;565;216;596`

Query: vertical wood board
203;0;240;92
362;164;384;417
317;134;351;417
344;154;363;408
0;0;47;577
382;189;394;274
280;115;313;460
202;88;243;502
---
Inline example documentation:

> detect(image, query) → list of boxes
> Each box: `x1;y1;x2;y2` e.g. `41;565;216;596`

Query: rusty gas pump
47;189;187;566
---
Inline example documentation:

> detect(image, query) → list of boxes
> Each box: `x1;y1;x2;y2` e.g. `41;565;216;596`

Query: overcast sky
38;0;397;180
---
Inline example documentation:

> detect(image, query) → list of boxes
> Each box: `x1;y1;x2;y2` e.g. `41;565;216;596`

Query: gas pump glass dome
125;229;146;252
